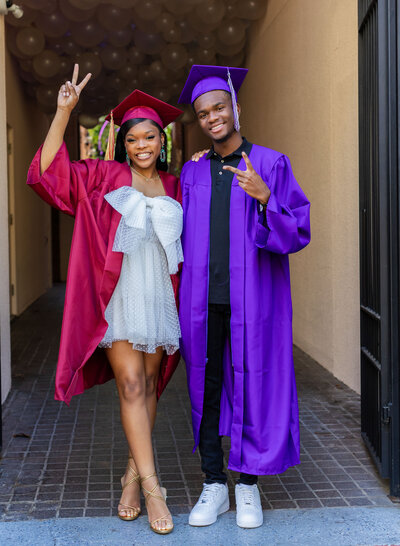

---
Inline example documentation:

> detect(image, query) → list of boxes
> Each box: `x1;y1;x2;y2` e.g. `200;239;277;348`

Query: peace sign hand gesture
223;151;271;205
57;64;92;113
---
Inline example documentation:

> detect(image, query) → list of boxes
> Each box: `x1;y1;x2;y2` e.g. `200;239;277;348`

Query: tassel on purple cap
227;69;240;132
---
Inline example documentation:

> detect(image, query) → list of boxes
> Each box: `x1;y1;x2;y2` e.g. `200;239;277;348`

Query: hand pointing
223;151;270;205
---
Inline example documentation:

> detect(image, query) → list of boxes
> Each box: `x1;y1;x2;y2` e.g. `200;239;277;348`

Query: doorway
358;0;400;497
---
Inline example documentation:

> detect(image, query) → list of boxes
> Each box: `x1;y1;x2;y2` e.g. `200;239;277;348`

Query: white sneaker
235;483;263;528
189;482;229;526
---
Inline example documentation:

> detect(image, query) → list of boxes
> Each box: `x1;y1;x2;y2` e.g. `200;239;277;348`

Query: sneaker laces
199;483;225;504
238;485;257;505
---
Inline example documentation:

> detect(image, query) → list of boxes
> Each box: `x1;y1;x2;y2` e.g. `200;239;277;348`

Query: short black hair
114;118;168;171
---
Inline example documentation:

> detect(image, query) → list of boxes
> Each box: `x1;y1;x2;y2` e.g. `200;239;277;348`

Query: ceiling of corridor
5;0;267;126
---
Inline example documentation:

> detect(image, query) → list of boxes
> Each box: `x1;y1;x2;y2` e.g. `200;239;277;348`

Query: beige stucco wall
5;45;51;316
0;18;11;403
240;0;360;391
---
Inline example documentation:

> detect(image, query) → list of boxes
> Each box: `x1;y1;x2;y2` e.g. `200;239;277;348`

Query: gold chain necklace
130;165;160;183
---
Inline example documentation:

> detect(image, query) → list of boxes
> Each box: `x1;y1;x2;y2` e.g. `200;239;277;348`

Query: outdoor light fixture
0;0;23;19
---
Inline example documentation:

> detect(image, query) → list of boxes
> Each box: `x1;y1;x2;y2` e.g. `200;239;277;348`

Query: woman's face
124;119;164;171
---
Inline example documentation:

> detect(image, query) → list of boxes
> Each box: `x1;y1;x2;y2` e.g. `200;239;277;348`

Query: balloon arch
5;0;267;127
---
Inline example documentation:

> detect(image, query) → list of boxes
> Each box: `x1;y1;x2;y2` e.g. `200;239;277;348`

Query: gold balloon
133;0;162;21
195;0;226;26
176;18;194;44
218;50;245;68
197;33;216;49
128;46;146;65
62;39;82;57
33;50;61;79
108;28;133;48
71;21;104;48
149;60;167;81
155;12;175;33
97;4;132;31
162;26;182;43
215;36;246;56
100;46;127;71
6;27;30;59
36;84;59;107
36;12;69;39
133;30;165;55
152;86;171;102
59;57;74;76
16;27;45;57
217;18;246;45
163;0;194;15
235;0;267;20
69;0;101;10
195;48;216;65
118;64;139;82
60;1;96;22
78;52;102;79
161;43;188;72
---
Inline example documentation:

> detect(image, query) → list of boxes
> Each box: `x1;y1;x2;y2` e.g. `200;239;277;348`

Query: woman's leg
121;347;163;516
106;342;172;531
143;346;163;429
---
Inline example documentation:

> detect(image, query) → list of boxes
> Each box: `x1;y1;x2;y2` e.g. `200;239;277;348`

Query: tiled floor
0;285;392;521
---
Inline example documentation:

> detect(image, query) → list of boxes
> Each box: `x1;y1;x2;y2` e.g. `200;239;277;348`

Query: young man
178;65;311;529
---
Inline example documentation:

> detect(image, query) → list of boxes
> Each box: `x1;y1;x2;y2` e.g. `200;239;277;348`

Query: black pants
199;303;258;486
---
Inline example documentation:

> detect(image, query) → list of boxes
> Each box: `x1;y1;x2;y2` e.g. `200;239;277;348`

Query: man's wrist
258;190;270;206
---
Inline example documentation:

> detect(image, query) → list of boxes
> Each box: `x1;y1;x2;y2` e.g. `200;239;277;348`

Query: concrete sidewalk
1;285;399;545
0;506;400;545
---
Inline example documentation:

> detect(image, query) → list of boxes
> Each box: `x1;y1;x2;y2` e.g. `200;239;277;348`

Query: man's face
193;90;239;143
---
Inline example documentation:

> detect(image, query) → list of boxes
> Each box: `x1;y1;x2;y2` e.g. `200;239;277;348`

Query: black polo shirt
207;137;253;304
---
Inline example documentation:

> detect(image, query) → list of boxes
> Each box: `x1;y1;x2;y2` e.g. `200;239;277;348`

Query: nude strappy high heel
118;457;141;521
141;472;173;535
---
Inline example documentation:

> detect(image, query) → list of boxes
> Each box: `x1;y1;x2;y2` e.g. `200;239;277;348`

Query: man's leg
189;304;230;526
238;473;258;485
223;310;262;529
199;303;228;484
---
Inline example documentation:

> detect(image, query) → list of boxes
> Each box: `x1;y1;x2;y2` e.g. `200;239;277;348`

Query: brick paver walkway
0;285;392;521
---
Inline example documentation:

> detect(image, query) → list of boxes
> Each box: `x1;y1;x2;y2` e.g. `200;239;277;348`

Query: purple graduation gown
179;144;311;475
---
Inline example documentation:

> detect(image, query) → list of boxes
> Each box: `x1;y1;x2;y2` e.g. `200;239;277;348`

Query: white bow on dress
105;186;183;274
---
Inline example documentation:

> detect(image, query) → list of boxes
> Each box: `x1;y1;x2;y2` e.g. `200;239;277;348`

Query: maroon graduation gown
27;143;181;404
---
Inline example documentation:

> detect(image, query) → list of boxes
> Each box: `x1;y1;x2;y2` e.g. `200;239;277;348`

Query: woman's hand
191;148;210;162
41;64;91;174
57;63;92;113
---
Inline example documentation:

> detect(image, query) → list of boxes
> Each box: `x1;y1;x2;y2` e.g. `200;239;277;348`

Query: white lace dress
99;185;183;355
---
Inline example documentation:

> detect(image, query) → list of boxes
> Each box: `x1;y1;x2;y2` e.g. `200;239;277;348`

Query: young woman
27;65;184;535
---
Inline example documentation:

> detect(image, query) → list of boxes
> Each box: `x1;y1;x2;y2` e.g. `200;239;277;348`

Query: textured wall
240;0;360;391
5;46;51;317
0;18;11;403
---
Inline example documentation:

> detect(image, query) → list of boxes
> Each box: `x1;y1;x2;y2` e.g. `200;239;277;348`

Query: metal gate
358;0;399;497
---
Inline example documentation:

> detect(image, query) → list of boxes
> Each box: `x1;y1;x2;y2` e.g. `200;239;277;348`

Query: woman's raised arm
40;64;91;174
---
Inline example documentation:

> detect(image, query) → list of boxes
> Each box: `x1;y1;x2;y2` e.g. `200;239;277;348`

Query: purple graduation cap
178;64;248;132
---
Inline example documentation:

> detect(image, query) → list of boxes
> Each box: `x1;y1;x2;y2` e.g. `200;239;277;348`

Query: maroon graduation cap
105;89;182;160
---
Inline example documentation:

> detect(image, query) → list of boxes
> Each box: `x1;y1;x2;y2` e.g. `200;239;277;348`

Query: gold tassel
105;112;115;161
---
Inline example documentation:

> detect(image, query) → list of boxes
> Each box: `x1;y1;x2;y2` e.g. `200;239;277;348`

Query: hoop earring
160;146;166;163
126;151;130;165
